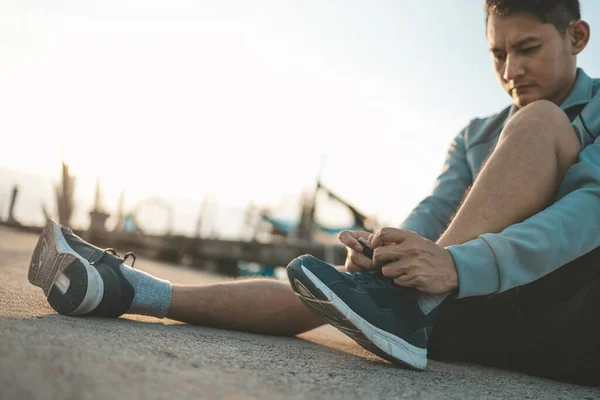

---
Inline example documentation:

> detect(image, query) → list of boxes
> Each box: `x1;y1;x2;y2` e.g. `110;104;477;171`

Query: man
289;0;600;382
28;0;600;385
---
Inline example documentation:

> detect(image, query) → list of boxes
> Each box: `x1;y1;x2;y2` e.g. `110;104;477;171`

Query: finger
349;250;376;271
338;230;370;240
380;259;414;278
345;262;363;273
368;233;374;245
393;274;421;287
357;236;369;245
338;230;364;253
372;243;416;268
345;252;368;273
371;227;417;248
356;237;375;259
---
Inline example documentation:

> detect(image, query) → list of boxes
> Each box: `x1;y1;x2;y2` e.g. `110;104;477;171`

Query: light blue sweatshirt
400;68;600;298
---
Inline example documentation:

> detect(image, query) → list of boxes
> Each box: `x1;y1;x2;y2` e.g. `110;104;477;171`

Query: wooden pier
1;162;357;277
89;230;347;276
2;222;347;276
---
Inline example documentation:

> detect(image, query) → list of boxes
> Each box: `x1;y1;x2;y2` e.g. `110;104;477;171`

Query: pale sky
2;1;600;236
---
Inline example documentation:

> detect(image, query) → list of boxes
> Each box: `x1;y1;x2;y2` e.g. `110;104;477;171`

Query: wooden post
112;190;125;232
87;179;110;241
56;160;75;226
7;185;19;225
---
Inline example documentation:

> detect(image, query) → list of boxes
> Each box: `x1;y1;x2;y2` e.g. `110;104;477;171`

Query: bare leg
426;101;584;368
167;279;326;336
166;102;580;335
437;100;581;248
419;101;581;312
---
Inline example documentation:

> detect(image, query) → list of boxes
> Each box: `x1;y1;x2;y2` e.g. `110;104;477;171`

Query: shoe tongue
60;228;92;255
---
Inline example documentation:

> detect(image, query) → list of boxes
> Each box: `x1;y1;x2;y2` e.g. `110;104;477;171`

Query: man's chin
513;94;543;109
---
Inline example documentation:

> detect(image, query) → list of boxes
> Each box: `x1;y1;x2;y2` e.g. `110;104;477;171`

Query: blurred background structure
2;0;600;275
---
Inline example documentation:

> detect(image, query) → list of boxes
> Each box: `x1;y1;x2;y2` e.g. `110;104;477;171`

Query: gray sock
417;292;450;315
119;264;172;318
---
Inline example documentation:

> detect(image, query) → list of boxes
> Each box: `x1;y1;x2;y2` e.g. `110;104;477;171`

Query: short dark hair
485;0;581;36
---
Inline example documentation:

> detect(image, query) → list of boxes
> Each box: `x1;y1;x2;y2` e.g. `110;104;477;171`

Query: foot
286;255;435;370
28;220;135;317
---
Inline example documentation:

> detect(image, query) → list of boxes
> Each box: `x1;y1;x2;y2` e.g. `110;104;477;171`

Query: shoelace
353;271;390;287
355;270;422;299
61;226;138;268
90;248;137;268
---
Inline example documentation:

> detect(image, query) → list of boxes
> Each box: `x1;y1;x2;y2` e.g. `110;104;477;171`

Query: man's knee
499;100;581;162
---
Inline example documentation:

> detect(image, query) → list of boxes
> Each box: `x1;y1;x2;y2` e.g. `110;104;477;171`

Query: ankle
119;264;172;318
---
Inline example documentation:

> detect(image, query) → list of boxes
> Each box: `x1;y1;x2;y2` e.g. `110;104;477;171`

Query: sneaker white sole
295;264;428;370
28;221;103;315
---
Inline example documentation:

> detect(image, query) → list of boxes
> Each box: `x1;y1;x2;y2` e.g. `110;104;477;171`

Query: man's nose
503;54;525;81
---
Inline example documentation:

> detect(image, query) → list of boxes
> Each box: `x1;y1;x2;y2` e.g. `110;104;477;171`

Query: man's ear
569;20;590;55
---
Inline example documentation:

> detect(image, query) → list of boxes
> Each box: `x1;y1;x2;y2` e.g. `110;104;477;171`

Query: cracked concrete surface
1;226;598;399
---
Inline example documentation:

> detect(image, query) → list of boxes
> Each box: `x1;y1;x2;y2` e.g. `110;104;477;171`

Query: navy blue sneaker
287;254;435;370
28;220;135;317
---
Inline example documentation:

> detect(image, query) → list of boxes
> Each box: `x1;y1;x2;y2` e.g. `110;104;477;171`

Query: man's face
487;12;576;108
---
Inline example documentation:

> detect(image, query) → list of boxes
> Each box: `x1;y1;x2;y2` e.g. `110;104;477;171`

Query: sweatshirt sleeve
399;126;473;241
448;134;600;298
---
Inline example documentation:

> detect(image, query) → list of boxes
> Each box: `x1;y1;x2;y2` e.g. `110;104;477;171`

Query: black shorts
428;246;600;386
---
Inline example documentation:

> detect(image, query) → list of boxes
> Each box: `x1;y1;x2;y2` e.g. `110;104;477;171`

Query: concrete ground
1;226;598;400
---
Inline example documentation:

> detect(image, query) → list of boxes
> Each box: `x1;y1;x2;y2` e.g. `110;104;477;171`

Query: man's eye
494;53;506;61
521;46;541;54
